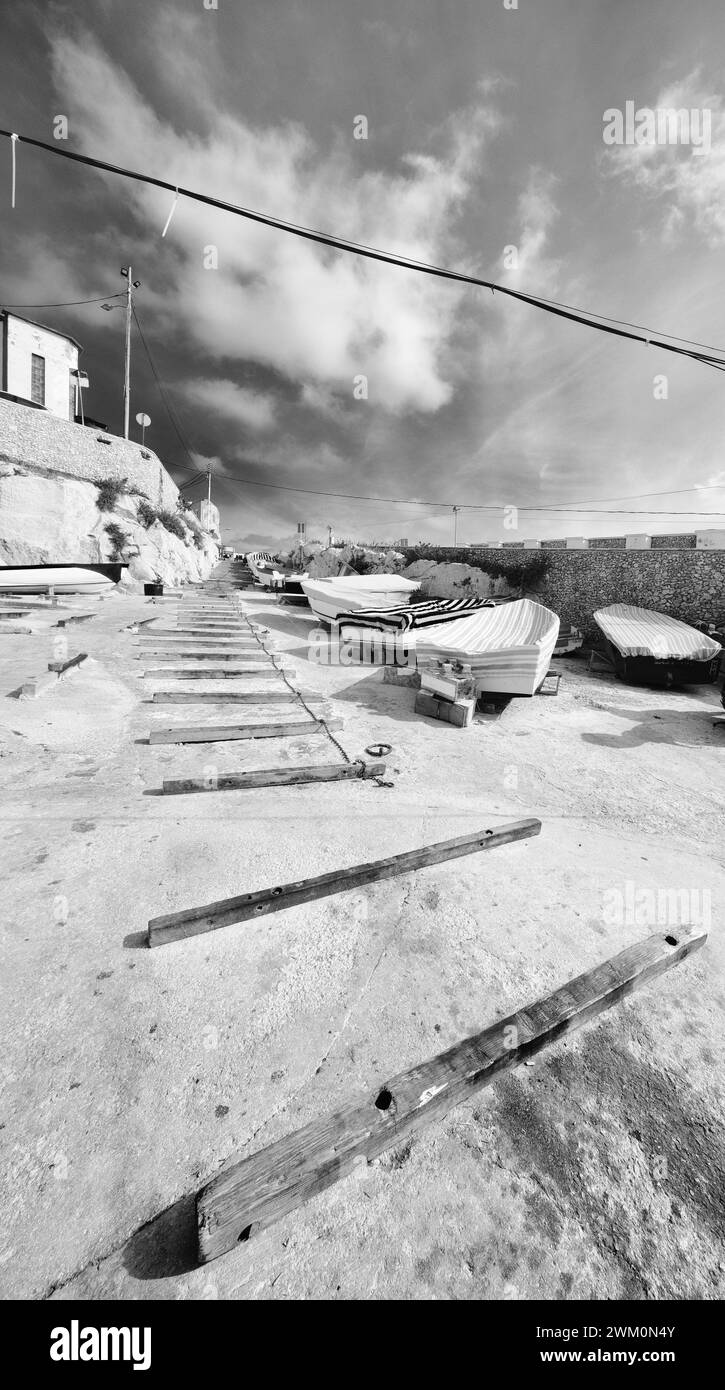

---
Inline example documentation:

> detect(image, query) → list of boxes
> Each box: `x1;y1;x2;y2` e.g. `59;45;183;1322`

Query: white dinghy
0;566;115;595
301;573;421;622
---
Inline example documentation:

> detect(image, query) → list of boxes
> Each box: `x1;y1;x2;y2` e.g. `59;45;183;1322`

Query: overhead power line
0;292;125;309
2;128;725;372
188;460;725;516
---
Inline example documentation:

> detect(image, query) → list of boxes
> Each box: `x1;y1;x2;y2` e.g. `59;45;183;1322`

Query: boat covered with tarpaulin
593;604;722;686
414;598;560;696
301;573;420;622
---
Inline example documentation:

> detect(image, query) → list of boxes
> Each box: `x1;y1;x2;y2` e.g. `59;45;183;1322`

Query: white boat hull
0;566;114;595
301;574;420;622
415;598;560;696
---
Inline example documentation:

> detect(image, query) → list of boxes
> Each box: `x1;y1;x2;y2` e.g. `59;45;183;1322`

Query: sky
1;0;725;548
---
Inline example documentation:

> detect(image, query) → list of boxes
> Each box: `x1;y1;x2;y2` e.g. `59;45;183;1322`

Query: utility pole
207;469;212;505
453;505;460;545
120;265;140;440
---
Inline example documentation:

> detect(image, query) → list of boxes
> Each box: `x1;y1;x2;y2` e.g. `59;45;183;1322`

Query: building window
31;354;46;406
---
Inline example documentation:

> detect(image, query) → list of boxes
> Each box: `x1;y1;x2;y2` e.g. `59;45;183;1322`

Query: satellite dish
135;412;151;445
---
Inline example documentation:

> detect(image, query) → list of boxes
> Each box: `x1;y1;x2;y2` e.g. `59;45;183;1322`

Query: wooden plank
47;651;88;675
137;635;257;645
55;613;96;628
196;926;706;1260
142;667;287;680
162;759;385;794
148;818;540;947
148;716;342;746
138;649;269;661
149;690;321;704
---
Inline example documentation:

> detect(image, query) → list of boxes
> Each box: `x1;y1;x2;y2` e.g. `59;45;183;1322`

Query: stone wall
404;545;725;637
0;397;179;509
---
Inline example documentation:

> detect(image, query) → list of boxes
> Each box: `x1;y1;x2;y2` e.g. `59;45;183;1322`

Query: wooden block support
148;715;343;746
147;818;540;947
415;690;476;728
196;926;706;1260
162;760;385;794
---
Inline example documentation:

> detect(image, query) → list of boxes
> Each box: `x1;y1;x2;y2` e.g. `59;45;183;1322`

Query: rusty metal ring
366;743;392;757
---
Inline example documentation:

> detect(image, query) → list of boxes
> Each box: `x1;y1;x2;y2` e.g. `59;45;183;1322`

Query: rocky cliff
0;466;218;588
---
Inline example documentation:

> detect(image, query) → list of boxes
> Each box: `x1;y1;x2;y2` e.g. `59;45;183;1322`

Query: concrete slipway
0;567;723;1301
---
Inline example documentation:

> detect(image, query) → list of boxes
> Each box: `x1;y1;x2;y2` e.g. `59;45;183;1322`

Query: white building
0;310;84;421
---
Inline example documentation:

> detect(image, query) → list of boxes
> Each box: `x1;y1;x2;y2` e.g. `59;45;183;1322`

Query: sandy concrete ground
1;569;723;1301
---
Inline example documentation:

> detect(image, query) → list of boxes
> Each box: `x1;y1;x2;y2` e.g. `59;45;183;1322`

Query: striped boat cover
593;605;722;661
335;596;493;632
415;599;560;693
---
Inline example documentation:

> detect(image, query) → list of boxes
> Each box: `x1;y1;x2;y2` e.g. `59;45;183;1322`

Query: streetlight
100;265;140;439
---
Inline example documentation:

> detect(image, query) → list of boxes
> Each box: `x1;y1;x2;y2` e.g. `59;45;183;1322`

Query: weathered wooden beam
54;612;96;628
48;652;89;675
137;636;257;645
196;926;706;1261
150;689;320;704
147;819;540;947
142;666;287;680
148;715;342;746
139;650;270;661
162;759;385;794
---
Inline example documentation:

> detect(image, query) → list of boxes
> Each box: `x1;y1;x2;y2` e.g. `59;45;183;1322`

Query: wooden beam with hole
162;759;385;794
149;689;321;704
147;818;540;947
196;925;706;1260
148;715;342;746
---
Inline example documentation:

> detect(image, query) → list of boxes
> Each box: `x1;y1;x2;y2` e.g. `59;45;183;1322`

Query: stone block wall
404;543;725;637
0;398;179;509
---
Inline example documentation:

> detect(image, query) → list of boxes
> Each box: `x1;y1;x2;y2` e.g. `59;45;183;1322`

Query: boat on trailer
301;573;421;622
593;604;722;686
0;565;115;595
414;598;560;696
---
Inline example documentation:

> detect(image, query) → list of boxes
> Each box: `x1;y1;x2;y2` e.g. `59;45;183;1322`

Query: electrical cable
2;129;725;372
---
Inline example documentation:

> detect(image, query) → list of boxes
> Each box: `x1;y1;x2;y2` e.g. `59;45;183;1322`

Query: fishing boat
0;565;115;595
414;598;560;696
301;573;421;622
245;551;275;584
593;604;722;686
244;551;306;591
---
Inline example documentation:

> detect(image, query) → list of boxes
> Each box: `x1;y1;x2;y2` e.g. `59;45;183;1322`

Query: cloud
184;378;277;430
49;25;501;415
601;74;725;246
